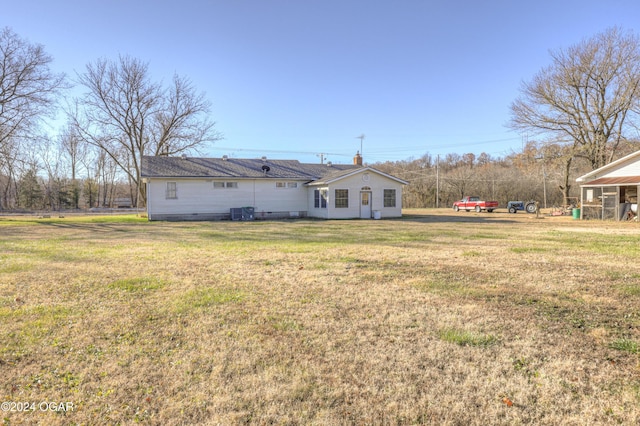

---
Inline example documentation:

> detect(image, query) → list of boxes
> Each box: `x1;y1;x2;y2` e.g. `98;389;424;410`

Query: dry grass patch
0;211;639;424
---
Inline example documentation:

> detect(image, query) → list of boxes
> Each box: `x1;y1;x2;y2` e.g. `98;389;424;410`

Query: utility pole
541;152;547;208
436;154;440;208
535;152;548;208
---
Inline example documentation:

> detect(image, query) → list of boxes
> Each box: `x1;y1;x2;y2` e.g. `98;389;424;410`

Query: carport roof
580;176;640;186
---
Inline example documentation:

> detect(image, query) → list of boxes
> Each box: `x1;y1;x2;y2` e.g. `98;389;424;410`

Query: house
576;150;640;220
141;153;408;221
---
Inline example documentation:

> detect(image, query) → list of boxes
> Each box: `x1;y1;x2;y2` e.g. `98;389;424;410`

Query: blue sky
4;0;640;164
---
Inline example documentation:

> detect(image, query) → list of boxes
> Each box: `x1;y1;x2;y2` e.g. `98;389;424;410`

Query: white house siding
591;159;640;179
146;178;309;220
254;180;309;219
307;187;330;219
307;170;404;219
326;179;365;219
577;152;640;183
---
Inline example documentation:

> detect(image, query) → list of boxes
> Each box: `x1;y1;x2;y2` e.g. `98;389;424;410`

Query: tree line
2;26;640;211
0;27;219;210
376;139;639;209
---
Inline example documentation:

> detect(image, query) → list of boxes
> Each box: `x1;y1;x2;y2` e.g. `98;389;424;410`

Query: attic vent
222;155;229;161
327;161;332;167
181;153;187;160
261;156;267;162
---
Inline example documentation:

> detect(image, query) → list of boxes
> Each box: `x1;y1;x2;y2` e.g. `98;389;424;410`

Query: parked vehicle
452;196;499;213
507;200;537;214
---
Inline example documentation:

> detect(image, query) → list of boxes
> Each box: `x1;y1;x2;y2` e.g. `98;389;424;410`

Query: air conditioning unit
230;207;254;221
241;207;254;221
230;208;242;221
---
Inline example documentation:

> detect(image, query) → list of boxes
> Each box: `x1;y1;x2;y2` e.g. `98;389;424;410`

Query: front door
360;191;372;219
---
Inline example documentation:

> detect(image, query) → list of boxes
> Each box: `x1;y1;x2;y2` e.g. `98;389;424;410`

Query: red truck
452;196;499;213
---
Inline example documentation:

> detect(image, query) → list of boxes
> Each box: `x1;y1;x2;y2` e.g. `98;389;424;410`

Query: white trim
576;150;640;182
306;167;409;186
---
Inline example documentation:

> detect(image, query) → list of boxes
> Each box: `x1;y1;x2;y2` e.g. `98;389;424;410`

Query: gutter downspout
146;179;151;221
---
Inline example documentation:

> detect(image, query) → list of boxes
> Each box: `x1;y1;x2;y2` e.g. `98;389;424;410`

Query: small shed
576;150;640;220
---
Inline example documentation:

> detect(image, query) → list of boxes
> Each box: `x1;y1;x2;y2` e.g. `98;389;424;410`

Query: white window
276;181;298;189
166;182;177;199
384;189;396;207
213;181;238;189
314;189;328;208
335;189;349;208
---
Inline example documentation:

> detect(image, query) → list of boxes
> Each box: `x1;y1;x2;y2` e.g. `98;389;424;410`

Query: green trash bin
572;208;580;219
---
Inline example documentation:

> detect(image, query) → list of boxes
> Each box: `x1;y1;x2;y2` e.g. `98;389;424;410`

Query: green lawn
1;210;639;425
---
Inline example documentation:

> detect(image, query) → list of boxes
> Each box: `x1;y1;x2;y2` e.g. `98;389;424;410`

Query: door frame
360;190;372;219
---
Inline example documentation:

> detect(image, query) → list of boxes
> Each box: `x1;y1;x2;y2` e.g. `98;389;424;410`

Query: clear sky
4;0;640;164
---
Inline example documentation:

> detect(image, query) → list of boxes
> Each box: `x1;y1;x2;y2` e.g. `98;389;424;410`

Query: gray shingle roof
141;156;361;181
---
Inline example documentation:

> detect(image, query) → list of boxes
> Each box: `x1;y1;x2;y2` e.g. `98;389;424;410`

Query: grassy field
1;209;639;425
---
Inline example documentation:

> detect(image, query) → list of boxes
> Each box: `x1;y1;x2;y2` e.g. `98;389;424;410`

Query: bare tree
510;27;640;170
95;149;120;207
376;155;437;208
0;142;19;209
59;124;88;208
73;55;221;206
370;145;595;210
38;134;63;210
0;27;66;209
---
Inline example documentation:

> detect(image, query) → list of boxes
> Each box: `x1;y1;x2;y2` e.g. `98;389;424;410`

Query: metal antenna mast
355;134;365;156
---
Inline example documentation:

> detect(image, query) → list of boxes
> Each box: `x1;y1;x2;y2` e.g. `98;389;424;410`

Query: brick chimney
353;151;363;166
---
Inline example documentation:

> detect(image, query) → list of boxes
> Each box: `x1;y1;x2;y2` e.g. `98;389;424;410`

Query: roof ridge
141;155;358;179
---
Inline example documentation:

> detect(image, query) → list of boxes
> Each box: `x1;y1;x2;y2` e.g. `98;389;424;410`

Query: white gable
577;151;640;182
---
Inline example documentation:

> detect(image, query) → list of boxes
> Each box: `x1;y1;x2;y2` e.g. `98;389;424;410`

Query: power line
205;136;523;162
207;146;349;157
365;137;521;155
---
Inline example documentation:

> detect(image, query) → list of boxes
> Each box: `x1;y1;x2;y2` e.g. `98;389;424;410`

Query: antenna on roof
317;153;325;164
355;134;365;156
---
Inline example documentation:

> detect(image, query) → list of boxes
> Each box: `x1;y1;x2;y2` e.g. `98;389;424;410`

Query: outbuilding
141;153;408;221
576;150;640;220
